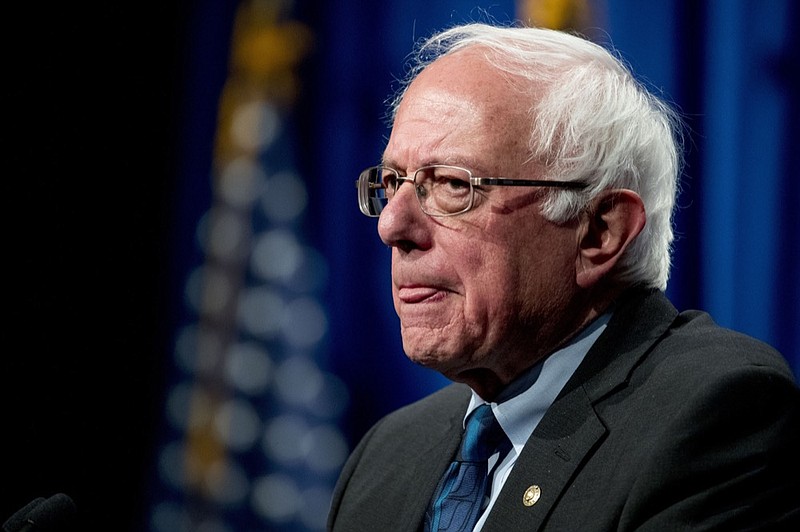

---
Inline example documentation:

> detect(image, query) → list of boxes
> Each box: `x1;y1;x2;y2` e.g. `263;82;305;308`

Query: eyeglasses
357;165;588;217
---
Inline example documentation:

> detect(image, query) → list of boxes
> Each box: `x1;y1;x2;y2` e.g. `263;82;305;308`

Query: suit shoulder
373;383;470;431
663;309;794;380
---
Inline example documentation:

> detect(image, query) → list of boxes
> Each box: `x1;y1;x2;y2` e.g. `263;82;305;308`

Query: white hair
391;23;683;291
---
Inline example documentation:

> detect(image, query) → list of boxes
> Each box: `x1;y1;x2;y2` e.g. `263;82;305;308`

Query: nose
377;180;432;252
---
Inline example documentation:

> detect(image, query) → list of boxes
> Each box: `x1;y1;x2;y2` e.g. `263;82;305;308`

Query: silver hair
390;23;683;291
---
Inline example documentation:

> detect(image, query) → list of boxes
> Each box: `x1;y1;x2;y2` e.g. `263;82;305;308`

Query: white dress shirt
463;313;611;531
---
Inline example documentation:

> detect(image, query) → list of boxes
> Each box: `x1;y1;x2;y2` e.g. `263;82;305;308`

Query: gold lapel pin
523;485;541;507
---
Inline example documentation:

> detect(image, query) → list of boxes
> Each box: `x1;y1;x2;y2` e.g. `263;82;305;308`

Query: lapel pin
523;485;541;507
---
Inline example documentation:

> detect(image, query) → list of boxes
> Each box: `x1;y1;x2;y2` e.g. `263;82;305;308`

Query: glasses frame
357;164;589;217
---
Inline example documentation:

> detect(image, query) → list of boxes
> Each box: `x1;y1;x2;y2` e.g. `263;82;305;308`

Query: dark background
3;3;191;528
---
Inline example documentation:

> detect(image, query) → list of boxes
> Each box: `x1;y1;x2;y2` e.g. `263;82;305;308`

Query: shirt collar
465;312;611;453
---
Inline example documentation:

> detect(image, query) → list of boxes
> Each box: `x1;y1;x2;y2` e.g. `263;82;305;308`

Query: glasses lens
358;166;391;217
415;166;473;215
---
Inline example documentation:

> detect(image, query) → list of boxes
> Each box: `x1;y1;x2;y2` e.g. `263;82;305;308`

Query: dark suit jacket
328;289;800;531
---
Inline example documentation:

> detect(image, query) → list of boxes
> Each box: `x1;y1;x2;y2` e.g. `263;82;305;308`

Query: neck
456;290;624;401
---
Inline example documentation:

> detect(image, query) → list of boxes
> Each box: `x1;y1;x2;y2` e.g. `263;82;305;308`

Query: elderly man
329;23;799;531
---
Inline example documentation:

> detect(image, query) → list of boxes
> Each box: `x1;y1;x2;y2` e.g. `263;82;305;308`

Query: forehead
385;49;530;173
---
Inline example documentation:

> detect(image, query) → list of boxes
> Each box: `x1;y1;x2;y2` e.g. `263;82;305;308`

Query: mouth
397;286;448;304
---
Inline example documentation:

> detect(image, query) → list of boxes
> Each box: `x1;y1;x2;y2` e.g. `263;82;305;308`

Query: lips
397;285;448;303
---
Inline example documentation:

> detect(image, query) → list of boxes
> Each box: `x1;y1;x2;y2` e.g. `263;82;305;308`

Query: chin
404;348;445;369
403;341;448;368
402;340;469;376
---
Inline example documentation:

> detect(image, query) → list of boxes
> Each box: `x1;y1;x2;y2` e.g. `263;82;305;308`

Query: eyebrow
379;156;488;173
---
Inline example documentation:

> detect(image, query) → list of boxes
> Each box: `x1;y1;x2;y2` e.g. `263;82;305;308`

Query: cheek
516;242;579;320
457;243;521;325
473;224;576;319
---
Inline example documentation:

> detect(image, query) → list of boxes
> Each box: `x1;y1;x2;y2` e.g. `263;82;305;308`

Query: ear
575;189;646;288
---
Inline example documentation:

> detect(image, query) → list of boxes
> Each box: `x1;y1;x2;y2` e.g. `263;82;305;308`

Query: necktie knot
459;404;508;462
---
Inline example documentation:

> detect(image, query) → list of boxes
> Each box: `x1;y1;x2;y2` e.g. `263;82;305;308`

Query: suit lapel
569;289;678;403
483;383;605;531
482;289;679;531
396;389;467;531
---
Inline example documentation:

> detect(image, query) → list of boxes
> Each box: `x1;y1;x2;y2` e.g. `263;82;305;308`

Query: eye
443;176;470;190
415;166;474;215
429;169;471;195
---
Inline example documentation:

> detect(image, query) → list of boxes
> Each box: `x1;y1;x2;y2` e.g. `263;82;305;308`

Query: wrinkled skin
377;48;611;400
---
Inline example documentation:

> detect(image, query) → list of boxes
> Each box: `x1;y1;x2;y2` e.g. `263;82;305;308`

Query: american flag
146;2;347;530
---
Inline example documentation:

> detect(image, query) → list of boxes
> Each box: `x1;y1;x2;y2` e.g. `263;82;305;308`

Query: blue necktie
425;404;511;532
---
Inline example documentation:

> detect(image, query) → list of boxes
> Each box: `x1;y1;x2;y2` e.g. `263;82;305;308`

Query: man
329;23;799;531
